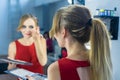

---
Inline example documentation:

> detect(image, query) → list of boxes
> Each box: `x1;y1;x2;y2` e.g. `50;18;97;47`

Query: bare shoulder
47;61;60;80
9;41;16;48
8;41;16;58
48;61;59;71
9;41;16;47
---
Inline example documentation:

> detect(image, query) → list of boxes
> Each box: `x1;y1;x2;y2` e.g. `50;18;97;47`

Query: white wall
86;0;120;80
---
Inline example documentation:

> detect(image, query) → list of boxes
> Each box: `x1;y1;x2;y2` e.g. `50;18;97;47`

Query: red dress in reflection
15;40;43;74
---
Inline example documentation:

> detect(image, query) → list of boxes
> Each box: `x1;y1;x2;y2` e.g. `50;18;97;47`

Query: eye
22;25;26;28
29;25;34;29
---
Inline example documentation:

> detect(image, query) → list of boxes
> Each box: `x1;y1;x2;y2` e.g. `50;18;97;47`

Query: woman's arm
7;42;16;70
34;36;47;66
32;27;47;66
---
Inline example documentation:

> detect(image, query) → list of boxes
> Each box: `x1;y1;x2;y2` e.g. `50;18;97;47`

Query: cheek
54;33;65;47
54;36;61;46
20;31;26;36
56;37;64;47
20;29;30;37
60;40;65;47
30;28;37;33
20;29;26;34
20;28;26;32
20;29;24;34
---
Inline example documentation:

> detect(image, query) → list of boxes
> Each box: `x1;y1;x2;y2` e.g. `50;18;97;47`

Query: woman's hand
26;75;35;80
7;57;16;70
31;27;41;41
18;76;35;80
31;26;47;66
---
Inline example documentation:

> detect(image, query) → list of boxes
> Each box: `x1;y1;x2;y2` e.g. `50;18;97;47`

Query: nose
24;28;32;33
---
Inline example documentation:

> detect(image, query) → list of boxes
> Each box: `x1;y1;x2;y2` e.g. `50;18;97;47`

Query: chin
24;35;31;38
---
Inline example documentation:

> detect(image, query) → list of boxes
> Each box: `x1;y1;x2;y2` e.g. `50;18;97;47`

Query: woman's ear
61;27;67;38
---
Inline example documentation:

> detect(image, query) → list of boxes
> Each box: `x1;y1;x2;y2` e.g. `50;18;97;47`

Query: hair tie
86;18;92;26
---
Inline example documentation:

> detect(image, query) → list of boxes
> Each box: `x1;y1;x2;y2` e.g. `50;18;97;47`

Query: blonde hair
17;14;38;31
50;8;65;38
90;19;112;80
50;4;112;80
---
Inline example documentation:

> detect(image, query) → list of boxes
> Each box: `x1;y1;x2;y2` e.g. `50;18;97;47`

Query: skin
8;18;47;70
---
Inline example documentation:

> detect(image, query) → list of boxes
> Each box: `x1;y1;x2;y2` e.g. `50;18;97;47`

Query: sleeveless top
15;40;43;74
58;58;90;80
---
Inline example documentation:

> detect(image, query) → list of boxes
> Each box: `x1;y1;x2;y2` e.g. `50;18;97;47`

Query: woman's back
58;58;90;80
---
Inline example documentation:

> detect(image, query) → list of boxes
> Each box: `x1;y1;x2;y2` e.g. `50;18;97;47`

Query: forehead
23;18;35;26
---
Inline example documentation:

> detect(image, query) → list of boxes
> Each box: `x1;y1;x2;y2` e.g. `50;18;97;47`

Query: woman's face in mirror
20;18;37;38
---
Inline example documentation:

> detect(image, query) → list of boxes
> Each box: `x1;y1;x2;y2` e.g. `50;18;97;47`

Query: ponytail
89;18;112;80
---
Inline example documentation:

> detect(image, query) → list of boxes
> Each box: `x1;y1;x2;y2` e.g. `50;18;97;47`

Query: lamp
67;0;74;4
67;0;85;5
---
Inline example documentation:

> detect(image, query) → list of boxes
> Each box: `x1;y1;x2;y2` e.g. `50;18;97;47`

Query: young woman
26;4;112;80
47;5;112;80
7;14;47;74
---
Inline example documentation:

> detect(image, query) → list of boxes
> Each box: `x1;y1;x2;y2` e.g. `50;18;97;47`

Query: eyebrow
22;25;34;26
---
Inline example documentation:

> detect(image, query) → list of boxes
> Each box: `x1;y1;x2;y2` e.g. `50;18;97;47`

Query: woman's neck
66;40;89;61
20;37;33;45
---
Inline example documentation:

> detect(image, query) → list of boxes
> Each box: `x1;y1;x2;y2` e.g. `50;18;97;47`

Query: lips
27;33;31;35
26;33;32;36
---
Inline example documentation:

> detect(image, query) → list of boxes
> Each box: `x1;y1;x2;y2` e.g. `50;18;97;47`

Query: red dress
15;40;43;74
58;58;90;80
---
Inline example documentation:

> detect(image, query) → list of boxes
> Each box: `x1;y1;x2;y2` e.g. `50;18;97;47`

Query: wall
0;0;9;55
35;0;60;7
86;0;120;80
0;0;35;55
34;0;68;33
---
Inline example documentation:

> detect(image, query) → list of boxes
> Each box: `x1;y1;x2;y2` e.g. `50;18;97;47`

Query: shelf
94;15;119;18
94;15;119;40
